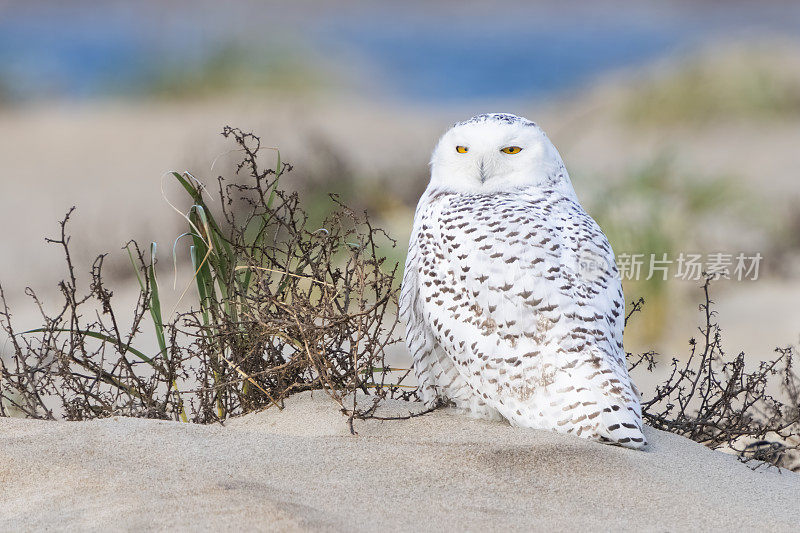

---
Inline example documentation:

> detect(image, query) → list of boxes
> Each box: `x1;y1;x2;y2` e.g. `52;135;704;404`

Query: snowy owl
399;113;646;449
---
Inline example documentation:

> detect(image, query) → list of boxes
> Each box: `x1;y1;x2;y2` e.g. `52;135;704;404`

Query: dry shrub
0;127;411;424
627;278;800;470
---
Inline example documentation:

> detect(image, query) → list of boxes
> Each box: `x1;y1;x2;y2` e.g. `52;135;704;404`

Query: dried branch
628;276;800;470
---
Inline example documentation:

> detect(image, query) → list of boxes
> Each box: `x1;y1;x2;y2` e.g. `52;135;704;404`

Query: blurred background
1;0;799;366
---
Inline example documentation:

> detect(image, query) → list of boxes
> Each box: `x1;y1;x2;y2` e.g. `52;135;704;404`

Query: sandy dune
1;392;798;531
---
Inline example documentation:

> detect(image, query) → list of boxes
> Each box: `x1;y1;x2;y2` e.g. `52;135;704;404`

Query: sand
1;392;798;531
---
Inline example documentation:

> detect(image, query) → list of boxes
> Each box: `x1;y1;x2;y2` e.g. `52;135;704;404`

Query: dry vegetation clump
627;278;800;470
0;127;411;425
1;127;799;470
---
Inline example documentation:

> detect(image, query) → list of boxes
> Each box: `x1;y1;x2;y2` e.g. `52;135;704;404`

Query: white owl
400;113;646;449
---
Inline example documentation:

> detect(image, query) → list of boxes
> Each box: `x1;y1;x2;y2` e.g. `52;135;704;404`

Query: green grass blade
126;242;187;422
126;244;147;293
148;243;167;358
266;150;282;209
20;328;160;370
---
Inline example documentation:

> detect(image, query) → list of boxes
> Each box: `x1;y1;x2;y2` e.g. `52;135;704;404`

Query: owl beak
479;159;488;183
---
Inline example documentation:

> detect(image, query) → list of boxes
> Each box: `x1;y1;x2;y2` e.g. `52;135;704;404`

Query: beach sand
1;391;798;531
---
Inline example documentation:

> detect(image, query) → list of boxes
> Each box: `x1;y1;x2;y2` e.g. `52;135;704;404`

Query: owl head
429;113;576;197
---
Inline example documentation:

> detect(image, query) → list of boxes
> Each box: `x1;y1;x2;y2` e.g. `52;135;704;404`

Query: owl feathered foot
422;390;505;422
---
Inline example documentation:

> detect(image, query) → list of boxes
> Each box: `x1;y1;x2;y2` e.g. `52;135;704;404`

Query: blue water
0;4;214;100
1;3;798;104
320;16;684;101
0;20;146;98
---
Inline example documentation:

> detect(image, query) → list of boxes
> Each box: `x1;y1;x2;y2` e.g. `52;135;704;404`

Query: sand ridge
1;391;799;531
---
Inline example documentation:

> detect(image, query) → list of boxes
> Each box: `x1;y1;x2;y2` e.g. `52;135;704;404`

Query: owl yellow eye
501;146;523;154
456;146;469;154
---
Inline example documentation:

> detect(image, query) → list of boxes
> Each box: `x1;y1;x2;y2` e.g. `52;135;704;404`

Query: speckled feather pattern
400;181;646;448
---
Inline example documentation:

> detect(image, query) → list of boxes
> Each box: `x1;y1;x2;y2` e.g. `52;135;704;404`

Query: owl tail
564;350;648;449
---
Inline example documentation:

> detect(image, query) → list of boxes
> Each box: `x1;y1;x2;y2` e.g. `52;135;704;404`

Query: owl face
429;113;569;195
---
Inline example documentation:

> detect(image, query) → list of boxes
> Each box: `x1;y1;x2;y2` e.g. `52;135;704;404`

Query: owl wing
410;188;645;448
400;197;480;408
399;209;439;405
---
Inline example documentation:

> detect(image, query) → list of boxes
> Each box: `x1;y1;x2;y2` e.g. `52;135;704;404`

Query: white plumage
400;113;646;449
